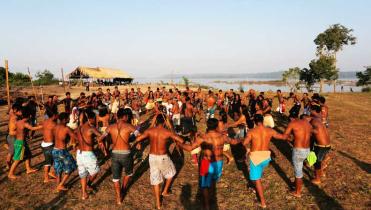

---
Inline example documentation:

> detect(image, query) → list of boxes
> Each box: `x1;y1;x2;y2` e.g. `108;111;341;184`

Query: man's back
146;126;172;155
77;123;94;151
43;118;56;142
289;119;312;148
202;131;226;161
249;126;275;151
109;122;135;151
15;119;27;140
311;118;330;145
54;124;69;149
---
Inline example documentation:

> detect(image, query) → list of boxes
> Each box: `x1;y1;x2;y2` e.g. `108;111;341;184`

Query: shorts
206;106;216;119
77;150;100;178
181;117;197;135
111;151;133;182
149;154;176;185
172;114;181;126
52;149;77;175
199;160;224;188
314;145;331;170
7;135;16;156
249;158;271;181
42;145;54;166
223;144;230;152
13;139;31;161
292;148;310;178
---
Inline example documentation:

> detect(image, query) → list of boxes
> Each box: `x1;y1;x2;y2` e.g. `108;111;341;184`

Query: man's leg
87;173;98;190
202;188;210;210
44;166;51;183
153;184;161;209
293;178;303;197
80;177;88;199
113;181;122;204
8;160;20;179
25;159;38;174
254;180;266;208
57;173;70;191
122;175;130;192
162;177;173;196
6;153;12;170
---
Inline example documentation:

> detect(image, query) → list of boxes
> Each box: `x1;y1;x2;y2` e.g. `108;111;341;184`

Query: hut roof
68;66;133;79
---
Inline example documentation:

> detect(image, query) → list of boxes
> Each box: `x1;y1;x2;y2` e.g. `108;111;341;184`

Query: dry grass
0;86;370;210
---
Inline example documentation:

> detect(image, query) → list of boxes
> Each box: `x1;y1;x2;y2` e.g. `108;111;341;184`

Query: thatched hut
67;66;133;85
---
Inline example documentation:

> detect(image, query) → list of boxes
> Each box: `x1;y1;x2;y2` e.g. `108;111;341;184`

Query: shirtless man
276;89;285;114
134;114;184;210
41;111;58;183
178;118;240;210
99;108;138;204
310;105;331;185
243;114;286;208
283;113;312;197
171;98;181;133
76;111;104;199
319;96;329;127
52;112;77;191
206;90;217;119
8;108;42;179
181;96;197;136
6;104;22;170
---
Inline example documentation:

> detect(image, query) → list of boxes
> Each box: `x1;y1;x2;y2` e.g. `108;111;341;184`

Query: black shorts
313;145;331;170
181;117;197;135
111;152;133;181
42;145;54;166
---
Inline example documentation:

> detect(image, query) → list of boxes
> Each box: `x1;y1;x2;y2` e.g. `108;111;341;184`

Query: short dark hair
86;110;96;119
311;104;321;113
319;96;326;104
156;114;165;124
207;118;218;131
117;108;132;119
254;114;264;124
66;92;71;96
21;107;30;119
12;104;22;112
59;112;69;121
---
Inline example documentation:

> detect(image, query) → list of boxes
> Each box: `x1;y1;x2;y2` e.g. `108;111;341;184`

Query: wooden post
5;60;11;111
61;68;66;92
27;67;39;104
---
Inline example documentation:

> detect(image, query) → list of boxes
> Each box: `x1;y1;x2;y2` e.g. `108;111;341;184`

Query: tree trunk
320;79;324;93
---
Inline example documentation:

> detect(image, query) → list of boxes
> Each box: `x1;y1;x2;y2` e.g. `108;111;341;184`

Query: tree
282;67;301;92
9;72;31;86
314;24;356;92
34;69;58;85
182;76;190;87
308;55;337;93
299;68;316;92
356;66;371;86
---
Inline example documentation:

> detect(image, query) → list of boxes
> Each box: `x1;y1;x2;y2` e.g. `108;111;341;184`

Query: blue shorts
199;160;223;188
52;149;77;175
249;158;271;181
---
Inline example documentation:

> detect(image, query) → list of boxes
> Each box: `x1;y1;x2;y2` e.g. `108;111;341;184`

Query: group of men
5;85;331;209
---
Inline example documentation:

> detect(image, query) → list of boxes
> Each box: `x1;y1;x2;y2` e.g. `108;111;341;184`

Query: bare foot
227;157;234;165
8;174;18;180
311;179;321;185
162;192;171;197
48;173;57;179
82;194;89;200
290;191;302;198
44;179;55;183
258;203;267;209
26;168;38;174
116;198;122;205
57;185;68;192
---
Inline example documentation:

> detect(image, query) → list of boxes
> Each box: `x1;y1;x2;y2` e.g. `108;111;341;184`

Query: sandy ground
0;85;370;210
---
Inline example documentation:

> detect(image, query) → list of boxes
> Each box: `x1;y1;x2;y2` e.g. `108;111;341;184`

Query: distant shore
212;79;357;86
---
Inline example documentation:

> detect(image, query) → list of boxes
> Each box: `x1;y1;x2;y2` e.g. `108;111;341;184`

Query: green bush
361;87;371;92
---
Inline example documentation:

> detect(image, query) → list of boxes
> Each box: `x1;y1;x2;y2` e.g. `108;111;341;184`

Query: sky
0;0;370;78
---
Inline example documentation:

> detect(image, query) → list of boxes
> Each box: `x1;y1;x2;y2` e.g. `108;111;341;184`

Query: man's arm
283;122;294;141
243;132;252;147
24;122;43;131
134;130;150;144
224;135;241;145
178;137;203;152
169;132;184;144
272;129;286;140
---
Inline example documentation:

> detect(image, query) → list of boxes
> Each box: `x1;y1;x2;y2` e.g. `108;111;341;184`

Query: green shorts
13;139;31;161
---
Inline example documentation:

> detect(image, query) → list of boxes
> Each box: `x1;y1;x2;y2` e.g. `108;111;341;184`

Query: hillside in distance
162;71;358;80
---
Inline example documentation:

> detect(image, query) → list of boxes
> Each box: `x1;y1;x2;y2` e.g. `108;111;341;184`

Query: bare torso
43;118;56;142
286;119;312;148
311;118;330;146
109;121;135;151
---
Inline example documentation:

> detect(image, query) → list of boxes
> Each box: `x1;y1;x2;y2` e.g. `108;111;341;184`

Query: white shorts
149;154;176;185
172;114;181;126
76;150;100;178
263;115;275;128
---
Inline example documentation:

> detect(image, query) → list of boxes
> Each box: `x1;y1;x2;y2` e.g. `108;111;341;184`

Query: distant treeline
164;71;358;80
0;67;59;86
